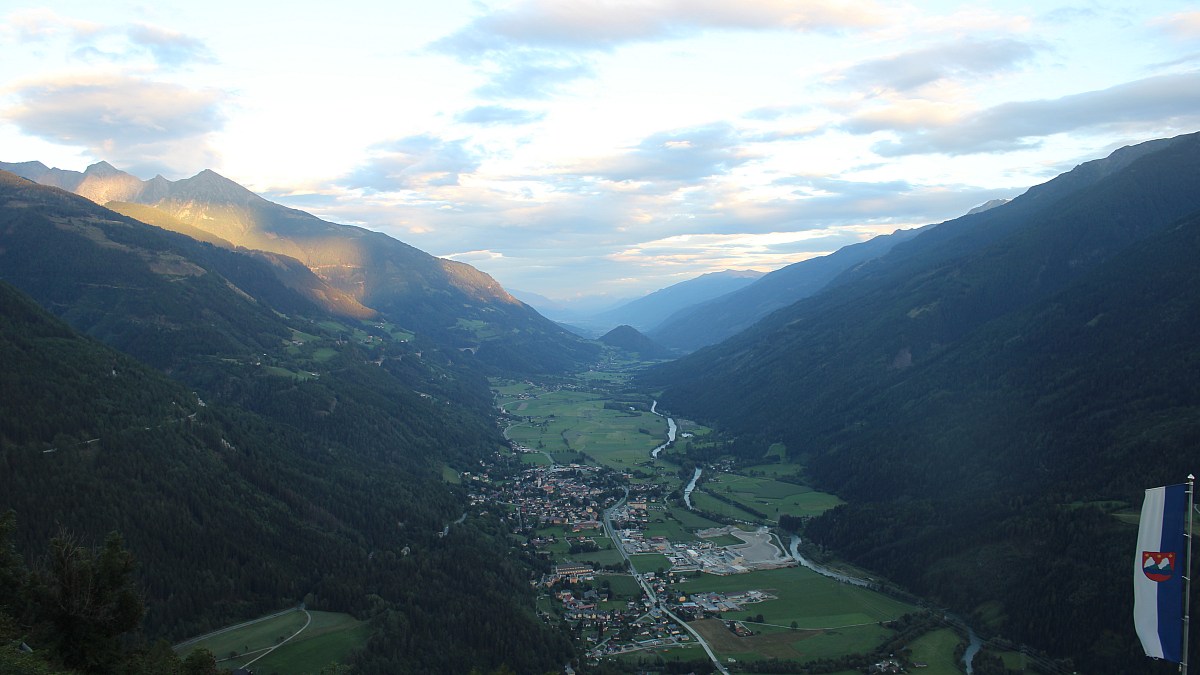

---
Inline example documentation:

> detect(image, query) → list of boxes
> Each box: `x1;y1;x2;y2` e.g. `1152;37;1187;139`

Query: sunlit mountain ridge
1;160;598;373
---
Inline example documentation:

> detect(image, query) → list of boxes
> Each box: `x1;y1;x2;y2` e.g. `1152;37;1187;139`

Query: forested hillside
642;133;1200;672
0;173;573;672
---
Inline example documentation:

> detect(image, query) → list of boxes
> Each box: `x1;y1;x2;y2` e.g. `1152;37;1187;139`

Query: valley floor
474;369;996;674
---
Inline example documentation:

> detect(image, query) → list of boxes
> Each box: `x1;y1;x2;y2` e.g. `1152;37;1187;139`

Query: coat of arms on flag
1141;551;1176;582
1133;480;1191;663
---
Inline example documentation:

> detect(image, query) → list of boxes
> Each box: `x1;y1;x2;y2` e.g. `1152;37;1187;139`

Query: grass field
641;518;695;542
630;553;673;572
905;628;964;674
249;612;370;675
691;490;764;522
176;609;367;674
701;533;743;547
703;474;844;520
690;618;893;667
497;390;668;467
597;573;643;598
572;547;627;567
680;567;913;630
520;452;552;465
669;507;725;531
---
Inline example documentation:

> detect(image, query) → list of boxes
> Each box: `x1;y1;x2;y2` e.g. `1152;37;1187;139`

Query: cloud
125;23;215;67
473;51;594;99
433;0;886;99
836;38;1042;93
842;99;964;133
342;135;481;191
3;9;212;68
864;71;1200;156
444;249;506;263
743;104;811;121
434;0;886;56
3;8;102;42
3;74;226;174
565;123;754;183
457;105;546;125
1153;10;1200;41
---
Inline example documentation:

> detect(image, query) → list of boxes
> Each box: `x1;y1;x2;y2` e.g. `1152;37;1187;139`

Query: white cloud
342;135;482;192
473;50;594;99
432;0;888;99
3;74;226;175
125;23;215;67
866;71;1200;156
563;123;754;184
433;0;887;55
457;105;546;125
3;9;213;69
2;8;103;42
834;38;1042;93
1152;10;1200;41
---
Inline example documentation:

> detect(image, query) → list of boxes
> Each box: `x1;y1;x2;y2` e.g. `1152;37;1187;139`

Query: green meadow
704;473;844;519
249;612;370;675
175;610;367;674
680;567;913;630
499;389;668;467
905;628;966;674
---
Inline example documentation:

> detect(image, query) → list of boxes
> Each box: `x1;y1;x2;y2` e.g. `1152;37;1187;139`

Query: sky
2;1;1199;303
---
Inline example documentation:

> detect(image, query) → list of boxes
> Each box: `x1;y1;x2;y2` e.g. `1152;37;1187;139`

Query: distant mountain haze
649;225;928;352
592;269;764;332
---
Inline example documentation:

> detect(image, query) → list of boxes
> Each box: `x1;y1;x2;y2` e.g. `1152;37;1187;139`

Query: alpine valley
1;132;1198;675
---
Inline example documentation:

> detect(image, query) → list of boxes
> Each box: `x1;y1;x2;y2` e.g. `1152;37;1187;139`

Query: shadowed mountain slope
641;132;1200;672
598;324;673;359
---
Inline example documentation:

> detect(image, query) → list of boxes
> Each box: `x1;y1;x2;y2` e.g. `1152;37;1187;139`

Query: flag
1133;483;1188;662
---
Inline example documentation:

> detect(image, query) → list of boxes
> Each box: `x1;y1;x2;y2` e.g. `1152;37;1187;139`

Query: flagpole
1184;474;1195;675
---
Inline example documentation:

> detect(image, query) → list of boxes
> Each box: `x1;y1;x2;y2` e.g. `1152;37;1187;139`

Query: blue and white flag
1133;483;1187;662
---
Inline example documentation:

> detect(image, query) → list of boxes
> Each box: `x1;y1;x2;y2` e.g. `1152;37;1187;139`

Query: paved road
603;491;730;675
173;606;302;650
241;608;312;668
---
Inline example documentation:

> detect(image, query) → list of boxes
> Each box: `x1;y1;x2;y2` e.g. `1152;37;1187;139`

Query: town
462;442;796;664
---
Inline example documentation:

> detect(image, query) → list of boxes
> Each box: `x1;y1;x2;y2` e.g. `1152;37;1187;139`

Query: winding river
649;400;677;459
683;467;702;509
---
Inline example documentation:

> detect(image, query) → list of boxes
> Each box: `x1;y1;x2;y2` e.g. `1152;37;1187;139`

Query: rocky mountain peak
83;160;124;178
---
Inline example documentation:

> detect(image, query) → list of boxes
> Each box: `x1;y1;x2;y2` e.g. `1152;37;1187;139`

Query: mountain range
5;130;1200;672
642;131;1200;672
0;160;598;374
